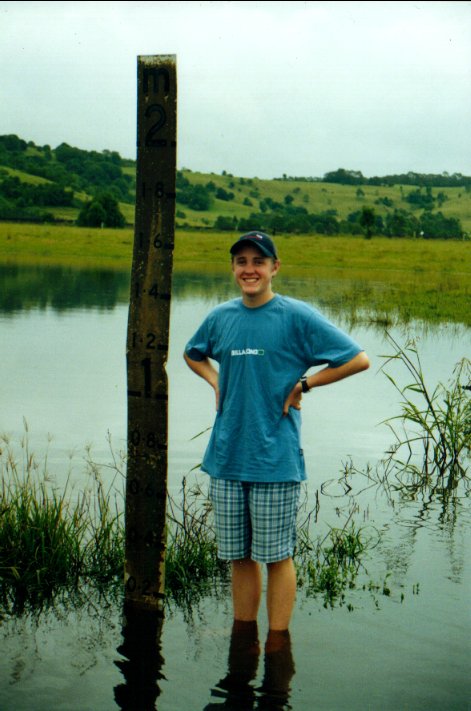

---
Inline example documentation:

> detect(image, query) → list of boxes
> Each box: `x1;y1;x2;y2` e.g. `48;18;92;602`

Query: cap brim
230;239;275;258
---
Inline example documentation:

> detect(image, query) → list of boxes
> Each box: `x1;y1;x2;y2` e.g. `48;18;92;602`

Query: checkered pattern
209;479;300;563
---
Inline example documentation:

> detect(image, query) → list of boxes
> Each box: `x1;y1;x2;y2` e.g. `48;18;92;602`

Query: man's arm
283;351;370;415
184;352;220;410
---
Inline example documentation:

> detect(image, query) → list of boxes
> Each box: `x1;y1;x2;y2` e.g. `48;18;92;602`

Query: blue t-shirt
185;294;363;483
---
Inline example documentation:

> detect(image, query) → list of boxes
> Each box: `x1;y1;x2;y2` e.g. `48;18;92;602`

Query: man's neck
242;290;276;309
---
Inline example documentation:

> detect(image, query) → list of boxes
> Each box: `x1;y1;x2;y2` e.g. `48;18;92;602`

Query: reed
380;333;470;493
0;431;124;610
165;477;230;603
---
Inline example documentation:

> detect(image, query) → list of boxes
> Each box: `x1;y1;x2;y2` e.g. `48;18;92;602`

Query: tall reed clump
0;431;124;609
380;332;470;492
165;477;230;603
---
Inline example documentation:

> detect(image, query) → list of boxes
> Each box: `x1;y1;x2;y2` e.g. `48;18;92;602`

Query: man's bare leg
266;557;296;631
232;558;262;621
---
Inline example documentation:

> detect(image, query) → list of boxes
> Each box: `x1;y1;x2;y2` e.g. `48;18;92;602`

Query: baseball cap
230;231;278;259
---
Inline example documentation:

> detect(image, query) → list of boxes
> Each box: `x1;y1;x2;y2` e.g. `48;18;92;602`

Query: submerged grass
295;502;372;608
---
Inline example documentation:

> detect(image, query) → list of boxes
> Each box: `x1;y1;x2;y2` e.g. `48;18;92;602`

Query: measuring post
125;55;177;609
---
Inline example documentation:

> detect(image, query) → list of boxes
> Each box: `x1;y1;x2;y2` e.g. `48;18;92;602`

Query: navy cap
230;231;278;259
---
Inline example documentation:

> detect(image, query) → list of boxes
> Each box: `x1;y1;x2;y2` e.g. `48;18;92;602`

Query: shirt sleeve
304;308;363;368
184;315;213;362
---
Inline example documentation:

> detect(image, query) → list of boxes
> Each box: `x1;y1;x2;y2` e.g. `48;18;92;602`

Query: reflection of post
125;55;177;608
114;601;165;709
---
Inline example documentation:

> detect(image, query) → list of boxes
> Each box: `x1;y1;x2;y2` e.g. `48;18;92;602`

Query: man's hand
283;381;302;416
282;352;370;416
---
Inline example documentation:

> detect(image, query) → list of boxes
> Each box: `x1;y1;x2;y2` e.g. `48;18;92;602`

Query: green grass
0;165;53;185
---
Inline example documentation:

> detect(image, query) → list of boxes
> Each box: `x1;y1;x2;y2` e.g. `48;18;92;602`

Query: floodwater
0;263;470;710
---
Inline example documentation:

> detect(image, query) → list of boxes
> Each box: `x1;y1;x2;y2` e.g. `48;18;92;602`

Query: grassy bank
0;222;469;325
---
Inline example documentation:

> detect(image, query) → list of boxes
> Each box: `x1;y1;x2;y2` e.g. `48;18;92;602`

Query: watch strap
300;376;310;393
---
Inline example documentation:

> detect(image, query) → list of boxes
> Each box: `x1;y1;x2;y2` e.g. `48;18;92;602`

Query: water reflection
205;622;295;711
114;601;166;710
1;262;469;333
0;263;130;313
0;263;236;313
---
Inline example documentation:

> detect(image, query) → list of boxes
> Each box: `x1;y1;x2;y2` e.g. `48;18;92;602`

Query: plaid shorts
209;478;301;563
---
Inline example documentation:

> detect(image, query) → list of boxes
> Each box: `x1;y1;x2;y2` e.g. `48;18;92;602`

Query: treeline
277;167;471;189
0;134;133;225
0;134;135;201
213;204;463;240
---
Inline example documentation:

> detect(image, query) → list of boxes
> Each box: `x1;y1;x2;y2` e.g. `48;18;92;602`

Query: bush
215;187;234;201
214;215;237;230
77;193;125;228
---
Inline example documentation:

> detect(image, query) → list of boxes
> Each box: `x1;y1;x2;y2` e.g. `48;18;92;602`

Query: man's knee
266;557;294;573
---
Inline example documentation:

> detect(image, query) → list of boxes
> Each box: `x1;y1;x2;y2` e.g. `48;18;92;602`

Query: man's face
231;245;280;306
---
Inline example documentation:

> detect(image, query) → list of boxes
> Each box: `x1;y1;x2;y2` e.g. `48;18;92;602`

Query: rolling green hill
1;134;470;238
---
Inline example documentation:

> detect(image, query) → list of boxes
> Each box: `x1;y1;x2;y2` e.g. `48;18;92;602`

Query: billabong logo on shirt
231;348;265;357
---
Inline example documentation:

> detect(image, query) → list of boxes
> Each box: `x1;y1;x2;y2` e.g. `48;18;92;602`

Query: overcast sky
1;1;470;178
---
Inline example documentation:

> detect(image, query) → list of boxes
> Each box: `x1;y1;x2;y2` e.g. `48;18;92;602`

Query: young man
184;231;370;632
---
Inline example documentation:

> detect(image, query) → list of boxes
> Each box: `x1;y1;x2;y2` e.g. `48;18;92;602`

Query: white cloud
0;0;470;176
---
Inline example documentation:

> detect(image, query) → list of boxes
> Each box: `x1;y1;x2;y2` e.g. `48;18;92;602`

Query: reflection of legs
266;557;296;631
232;558;262;622
209;620;260;707
258;629;295;709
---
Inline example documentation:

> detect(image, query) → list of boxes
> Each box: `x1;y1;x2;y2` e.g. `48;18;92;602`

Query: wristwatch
300;375;311;393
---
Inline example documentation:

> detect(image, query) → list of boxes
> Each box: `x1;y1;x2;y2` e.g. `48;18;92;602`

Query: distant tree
419;211;463;240
323;168;365;185
375;196;394;208
78;200;107;227
359;206;376;239
177;183;212;211
77;192;125;227
0;134;27;152
405;187;435;210
384;209;418;237
214;215;237;230
216;187;234;201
